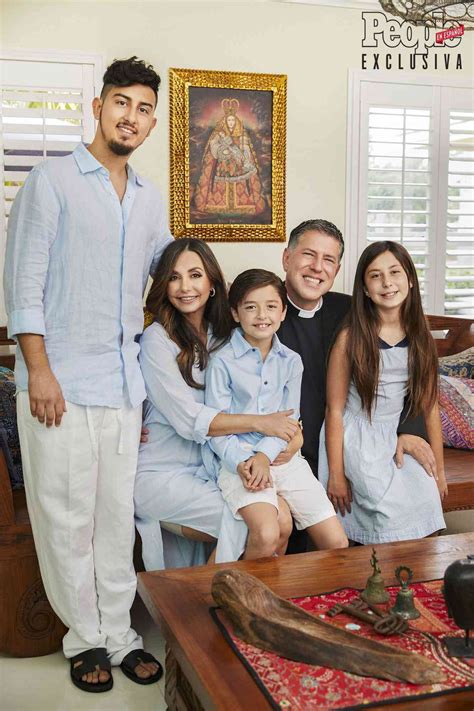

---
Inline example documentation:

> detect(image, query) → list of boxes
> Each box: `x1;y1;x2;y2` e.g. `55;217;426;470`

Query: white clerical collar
287;294;323;319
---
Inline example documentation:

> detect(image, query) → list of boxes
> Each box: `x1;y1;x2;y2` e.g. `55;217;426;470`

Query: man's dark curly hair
101;56;161;104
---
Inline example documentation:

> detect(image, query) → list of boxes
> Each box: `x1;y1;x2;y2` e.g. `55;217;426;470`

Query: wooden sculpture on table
212;569;445;685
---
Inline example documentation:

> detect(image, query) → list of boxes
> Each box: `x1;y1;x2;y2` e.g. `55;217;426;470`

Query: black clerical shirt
277;292;351;475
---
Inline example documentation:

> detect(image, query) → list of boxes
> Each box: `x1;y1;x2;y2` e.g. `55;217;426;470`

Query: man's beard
107;139;134;156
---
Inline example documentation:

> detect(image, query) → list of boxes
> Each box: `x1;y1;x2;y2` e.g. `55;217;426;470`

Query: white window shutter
347;74;474;317
0;53;102;325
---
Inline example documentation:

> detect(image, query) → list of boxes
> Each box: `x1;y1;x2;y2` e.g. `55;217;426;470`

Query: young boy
205;269;348;559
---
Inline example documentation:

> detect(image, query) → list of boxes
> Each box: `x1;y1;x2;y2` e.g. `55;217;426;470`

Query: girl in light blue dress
319;241;446;544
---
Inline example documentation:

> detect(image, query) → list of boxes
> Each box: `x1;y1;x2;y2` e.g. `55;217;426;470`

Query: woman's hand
259;410;298;442
273;426;304;466
327;474;352;517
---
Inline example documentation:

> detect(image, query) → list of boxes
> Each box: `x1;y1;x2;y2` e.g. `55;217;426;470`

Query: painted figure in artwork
193;98;267;216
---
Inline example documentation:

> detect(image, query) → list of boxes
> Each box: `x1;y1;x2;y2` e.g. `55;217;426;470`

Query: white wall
2;0;473;298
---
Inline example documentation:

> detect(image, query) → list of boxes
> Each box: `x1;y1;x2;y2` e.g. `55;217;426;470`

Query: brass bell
391;565;420;620
361;548;390;604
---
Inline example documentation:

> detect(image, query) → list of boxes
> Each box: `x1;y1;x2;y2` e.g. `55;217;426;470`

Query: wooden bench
0;316;472;656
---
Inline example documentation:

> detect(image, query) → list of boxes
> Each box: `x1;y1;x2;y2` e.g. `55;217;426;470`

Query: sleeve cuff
7;309;46;340
226;448;253;474
193;404;221;444
255;438;286;463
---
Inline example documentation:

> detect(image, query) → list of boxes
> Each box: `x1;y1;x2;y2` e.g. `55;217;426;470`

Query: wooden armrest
427;314;474;357
0;448;15;525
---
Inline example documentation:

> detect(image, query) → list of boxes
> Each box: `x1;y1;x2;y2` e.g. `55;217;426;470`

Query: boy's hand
237;459;252;489
247;452;272;491
327;474;352;516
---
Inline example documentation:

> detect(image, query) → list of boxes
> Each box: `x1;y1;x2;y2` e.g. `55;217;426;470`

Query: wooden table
138;533;474;711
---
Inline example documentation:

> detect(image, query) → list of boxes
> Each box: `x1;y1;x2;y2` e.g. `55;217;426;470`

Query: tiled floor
0;596;167;711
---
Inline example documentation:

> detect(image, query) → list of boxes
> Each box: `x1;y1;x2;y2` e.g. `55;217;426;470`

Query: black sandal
120;649;163;685
70;647;113;693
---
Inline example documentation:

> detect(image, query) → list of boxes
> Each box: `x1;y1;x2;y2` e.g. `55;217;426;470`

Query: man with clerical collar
278;219;351;477
277;220;436;551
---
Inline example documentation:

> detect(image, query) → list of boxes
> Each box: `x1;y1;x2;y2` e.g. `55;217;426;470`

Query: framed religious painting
169;68;287;242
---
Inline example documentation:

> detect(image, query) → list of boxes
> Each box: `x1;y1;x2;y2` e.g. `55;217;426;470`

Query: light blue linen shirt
205;327;304;474
4;143;173;408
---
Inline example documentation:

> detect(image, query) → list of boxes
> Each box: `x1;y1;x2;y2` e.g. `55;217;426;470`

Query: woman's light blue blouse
137;322;220;476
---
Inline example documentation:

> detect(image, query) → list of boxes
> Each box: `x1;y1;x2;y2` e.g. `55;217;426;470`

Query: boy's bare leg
239;503;280;559
276;496;292;556
306;516;348;550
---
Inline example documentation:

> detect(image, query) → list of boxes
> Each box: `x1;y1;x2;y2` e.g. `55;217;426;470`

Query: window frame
345;69;474;315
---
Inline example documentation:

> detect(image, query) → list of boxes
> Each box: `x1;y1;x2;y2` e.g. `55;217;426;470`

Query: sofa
0;315;472;657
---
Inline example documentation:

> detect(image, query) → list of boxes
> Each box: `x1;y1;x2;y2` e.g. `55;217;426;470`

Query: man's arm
395;401;437;477
4;168;64;425
148;189;173;278
17;335;66;427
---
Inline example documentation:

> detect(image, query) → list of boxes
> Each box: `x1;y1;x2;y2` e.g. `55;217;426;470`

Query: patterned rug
211;580;474;710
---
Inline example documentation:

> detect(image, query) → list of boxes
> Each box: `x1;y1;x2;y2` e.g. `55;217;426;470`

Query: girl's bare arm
325;330;352;516
425;401;448;499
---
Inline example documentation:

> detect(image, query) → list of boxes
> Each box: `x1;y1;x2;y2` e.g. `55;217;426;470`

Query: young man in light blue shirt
4;57;172;692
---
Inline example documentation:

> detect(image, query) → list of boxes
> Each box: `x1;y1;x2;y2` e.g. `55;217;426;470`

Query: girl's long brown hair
146;238;233;389
347;241;438;418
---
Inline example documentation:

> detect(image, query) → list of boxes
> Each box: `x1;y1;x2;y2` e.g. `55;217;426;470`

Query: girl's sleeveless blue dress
319;340;445;543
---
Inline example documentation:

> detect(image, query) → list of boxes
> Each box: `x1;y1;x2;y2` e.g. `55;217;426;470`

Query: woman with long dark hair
134;239;298;568
319;241;446;543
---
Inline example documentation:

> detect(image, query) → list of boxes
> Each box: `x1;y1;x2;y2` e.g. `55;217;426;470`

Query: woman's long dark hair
347;241;438;418
146;238;233;389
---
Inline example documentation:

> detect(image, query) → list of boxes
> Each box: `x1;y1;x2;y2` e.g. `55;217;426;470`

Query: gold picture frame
169;67;287;242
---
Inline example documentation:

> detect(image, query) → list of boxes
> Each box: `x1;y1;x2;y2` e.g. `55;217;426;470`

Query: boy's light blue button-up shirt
205;327;304;474
4;143;173;408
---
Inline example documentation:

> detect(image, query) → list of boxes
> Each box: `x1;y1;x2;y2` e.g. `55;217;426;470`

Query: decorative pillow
439;375;474;450
0;367;24;489
438;347;474;379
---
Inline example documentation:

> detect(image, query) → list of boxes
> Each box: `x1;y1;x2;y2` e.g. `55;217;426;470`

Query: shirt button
264;381;268;385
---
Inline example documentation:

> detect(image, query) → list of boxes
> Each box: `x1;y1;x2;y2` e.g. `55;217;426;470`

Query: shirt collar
287;294;323;319
230;327;287;358
73;143;144;186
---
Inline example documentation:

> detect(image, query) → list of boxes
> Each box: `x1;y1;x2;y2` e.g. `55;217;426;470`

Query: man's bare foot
70;648;113;692
133;660;160;679
120;649;163;685
74;661;111;685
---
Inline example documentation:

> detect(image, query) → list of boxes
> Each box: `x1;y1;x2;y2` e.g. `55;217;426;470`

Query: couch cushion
439;375;474;450
438;347;474;379
0;366;24;489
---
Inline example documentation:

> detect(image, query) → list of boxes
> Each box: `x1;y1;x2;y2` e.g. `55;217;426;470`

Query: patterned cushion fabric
0;366;24;489
439;375;474;450
438;347;474;379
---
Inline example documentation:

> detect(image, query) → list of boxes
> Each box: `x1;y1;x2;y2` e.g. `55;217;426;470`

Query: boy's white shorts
218;452;336;529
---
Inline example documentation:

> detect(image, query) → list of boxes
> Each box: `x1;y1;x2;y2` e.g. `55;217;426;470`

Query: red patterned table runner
212;580;474;710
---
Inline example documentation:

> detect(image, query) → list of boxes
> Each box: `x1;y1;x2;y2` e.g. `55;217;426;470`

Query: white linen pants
17;392;143;664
